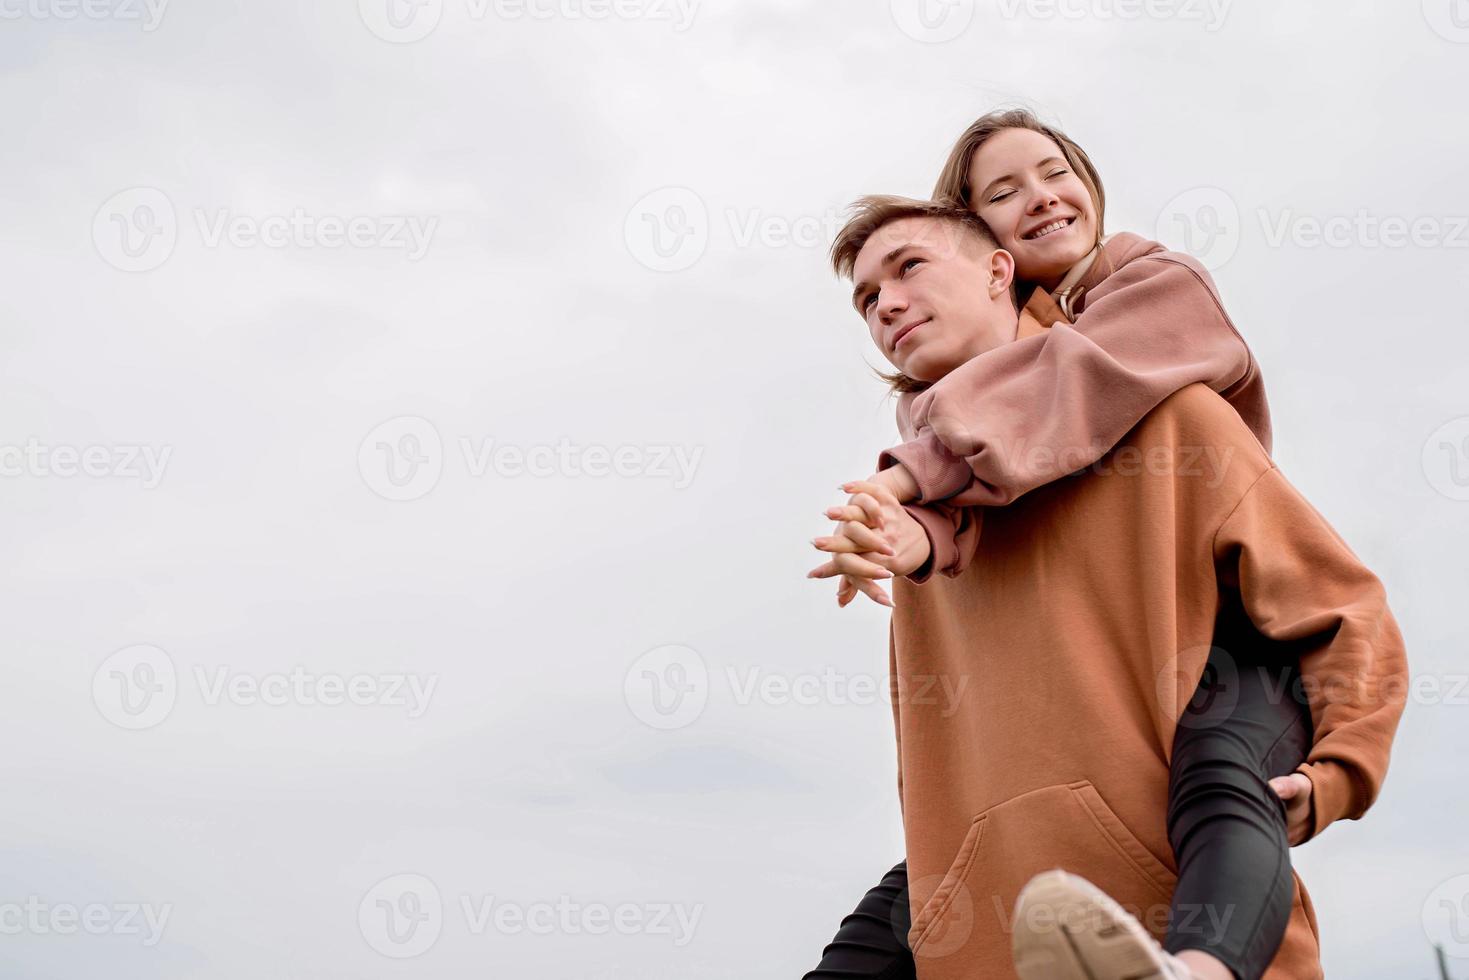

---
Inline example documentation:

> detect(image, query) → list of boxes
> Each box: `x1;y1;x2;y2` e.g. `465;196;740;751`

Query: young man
804;197;1407;979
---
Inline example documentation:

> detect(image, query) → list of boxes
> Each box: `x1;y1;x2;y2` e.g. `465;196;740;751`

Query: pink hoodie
877;232;1272;582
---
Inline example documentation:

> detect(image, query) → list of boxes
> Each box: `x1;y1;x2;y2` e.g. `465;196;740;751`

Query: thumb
1269;776;1299;799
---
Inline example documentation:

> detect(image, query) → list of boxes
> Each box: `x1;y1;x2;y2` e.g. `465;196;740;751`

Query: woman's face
965;127;1098;290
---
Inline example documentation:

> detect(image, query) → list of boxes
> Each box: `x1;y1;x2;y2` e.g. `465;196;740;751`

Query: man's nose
877;288;907;322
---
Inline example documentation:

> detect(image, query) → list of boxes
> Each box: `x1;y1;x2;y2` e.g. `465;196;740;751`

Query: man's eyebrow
974;155;1066;200
851;244;918;310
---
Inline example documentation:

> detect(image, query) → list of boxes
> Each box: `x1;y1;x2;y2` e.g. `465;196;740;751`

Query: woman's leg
802;860;916;980
1162;615;1314;980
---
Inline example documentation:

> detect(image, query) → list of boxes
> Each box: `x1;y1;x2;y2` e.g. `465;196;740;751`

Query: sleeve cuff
878;430;973;504
900;504;952;584
1294;760;1360;843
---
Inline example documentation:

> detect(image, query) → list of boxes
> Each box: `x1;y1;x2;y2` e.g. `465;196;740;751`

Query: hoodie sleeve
899;501;980;583
1212;466;1408;842
877;256;1257;509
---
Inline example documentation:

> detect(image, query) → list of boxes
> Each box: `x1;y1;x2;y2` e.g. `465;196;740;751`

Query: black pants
804;620;1313;980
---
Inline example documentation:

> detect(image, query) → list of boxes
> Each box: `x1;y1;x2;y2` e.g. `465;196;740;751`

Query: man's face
851;216;1018;383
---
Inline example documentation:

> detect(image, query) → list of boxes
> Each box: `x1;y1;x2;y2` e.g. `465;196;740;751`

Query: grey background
1;0;1466;976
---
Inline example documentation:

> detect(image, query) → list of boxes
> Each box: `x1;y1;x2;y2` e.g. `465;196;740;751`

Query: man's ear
987;248;1016;300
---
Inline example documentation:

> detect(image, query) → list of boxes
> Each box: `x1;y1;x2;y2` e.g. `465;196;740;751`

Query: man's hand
1268;773;1314;845
807;478;931;608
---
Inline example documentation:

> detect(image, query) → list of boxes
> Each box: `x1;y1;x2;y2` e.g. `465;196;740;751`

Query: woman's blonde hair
931;107;1107;253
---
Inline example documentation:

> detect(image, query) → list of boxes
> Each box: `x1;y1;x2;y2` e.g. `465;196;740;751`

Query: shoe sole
1012;869;1179;980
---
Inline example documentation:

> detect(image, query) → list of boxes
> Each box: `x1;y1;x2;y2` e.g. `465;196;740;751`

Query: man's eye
901;258;922;273
863;293;877;311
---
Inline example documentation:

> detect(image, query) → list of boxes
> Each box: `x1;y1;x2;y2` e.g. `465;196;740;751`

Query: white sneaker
1011;869;1198;980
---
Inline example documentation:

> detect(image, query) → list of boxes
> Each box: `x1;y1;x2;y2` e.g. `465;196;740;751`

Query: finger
828;552;894;580
840;521;894;555
836;575;857;607
844;492;884;528
850;575;893;608
844;479;898;505
824;504;878;527
813;529;894;557
810;555;893;581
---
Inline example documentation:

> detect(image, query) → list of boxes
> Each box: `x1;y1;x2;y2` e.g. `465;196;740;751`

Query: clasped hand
806;468;931;608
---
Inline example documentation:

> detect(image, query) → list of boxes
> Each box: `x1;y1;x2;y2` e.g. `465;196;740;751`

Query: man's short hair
829;194;1003;280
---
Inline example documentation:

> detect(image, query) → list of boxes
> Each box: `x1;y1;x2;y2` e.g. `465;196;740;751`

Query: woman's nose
1026;185;1059;214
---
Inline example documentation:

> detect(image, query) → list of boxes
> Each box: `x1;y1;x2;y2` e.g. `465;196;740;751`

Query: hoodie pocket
909;780;1178;956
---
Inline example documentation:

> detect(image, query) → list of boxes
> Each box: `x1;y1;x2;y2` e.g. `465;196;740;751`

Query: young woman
806;109;1338;980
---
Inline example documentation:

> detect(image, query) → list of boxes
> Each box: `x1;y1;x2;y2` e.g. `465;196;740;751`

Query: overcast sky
1;1;1466;977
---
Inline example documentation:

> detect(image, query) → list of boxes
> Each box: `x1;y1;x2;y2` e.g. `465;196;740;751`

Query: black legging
803;613;1312;980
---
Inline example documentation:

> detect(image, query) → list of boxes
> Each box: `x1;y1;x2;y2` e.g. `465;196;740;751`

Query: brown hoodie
885;371;1407;978
878;232;1271;583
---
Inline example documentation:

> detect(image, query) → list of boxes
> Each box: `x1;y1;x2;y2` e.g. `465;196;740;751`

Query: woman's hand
807;478;931;608
867;464;920;504
1268;773;1315;845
